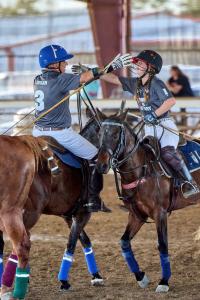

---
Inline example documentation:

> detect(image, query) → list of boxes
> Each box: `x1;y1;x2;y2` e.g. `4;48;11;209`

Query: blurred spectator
167;65;194;97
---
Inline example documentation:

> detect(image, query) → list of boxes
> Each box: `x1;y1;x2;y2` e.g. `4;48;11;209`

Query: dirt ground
4;174;200;300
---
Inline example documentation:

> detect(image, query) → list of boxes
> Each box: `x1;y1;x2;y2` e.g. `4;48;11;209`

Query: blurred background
0;0;200;134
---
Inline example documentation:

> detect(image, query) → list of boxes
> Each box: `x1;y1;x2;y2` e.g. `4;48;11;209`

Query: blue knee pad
83;247;98;275
0;254;3;287
160;253;171;280
58;251;73;281
120;240;140;273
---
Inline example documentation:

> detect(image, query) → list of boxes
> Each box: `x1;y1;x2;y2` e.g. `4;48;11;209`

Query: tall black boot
177;161;200;198
161;146;200;198
84;164;111;213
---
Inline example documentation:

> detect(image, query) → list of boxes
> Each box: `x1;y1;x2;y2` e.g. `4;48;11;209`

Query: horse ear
119;99;126;115
86;107;93;119
96;108;107;121
119;109;129;122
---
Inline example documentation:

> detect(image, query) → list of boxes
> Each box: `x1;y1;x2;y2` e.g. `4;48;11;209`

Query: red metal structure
86;0;131;97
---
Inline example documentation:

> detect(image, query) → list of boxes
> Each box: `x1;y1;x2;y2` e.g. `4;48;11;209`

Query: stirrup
181;181;200;199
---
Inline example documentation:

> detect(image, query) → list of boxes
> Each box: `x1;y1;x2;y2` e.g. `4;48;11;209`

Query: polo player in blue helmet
33;44;133;212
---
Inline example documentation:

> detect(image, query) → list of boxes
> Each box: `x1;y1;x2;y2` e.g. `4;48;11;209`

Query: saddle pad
53;149;82;169
179;140;200;173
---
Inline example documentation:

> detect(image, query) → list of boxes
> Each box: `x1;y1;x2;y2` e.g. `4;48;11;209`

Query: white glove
71;63;91;75
111;53;133;70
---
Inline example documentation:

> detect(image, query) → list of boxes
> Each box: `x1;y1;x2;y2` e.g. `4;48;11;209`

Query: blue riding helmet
39;44;74;68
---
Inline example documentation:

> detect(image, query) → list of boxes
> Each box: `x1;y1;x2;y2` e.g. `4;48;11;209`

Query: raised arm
72;53;132;85
100;73;122;86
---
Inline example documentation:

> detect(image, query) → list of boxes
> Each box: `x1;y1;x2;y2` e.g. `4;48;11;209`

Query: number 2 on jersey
34;90;44;111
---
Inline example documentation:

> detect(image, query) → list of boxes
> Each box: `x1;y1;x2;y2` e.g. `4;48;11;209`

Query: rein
101;119;155;223
101;120;146;197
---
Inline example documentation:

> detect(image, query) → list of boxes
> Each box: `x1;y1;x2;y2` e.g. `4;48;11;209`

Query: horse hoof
155;284;169;293
60;280;71;291
137;274;150;288
1;292;13;300
91;273;104;286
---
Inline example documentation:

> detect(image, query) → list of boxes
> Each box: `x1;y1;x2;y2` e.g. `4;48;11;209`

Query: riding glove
143;111;159;125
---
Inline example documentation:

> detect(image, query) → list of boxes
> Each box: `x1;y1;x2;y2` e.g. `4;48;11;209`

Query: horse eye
113;134;118;140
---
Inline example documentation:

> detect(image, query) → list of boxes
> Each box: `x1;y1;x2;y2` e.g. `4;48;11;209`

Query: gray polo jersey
34;71;81;128
119;76;173;118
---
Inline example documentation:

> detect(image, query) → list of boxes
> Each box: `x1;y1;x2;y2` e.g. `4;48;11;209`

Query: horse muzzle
96;149;112;174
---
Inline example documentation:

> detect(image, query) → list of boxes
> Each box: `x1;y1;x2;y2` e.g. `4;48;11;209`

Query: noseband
101;121;141;169
101;121;126;168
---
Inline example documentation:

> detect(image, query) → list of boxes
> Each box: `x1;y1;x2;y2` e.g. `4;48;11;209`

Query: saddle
142;136;175;178
142;136;200;177
39;136;90;215
142;136;200;211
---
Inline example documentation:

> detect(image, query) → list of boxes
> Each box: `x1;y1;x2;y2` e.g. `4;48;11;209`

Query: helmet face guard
39;44;74;68
132;50;163;74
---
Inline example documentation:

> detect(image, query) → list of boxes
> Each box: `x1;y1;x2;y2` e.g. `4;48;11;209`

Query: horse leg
1;252;18;298
120;213;150;288
79;230;104;286
2;212;31;300
58;213;91;291
155;211;171;293
0;230;4;287
64;217;103;287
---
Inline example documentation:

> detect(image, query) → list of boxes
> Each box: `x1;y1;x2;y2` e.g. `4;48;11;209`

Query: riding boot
84;164;111;213
161;146;200;198
177;161;200;198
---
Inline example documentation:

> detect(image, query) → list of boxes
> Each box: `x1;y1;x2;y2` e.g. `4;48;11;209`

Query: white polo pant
32;126;98;160
144;118;179;149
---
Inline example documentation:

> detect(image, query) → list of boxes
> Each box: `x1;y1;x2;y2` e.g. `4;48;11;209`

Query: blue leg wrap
121;240;140;273
160;253;171;280
0;254;3;287
58;251;73;281
83;247;99;275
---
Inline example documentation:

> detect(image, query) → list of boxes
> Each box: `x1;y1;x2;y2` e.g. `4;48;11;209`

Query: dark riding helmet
39;44;73;68
132;50;163;74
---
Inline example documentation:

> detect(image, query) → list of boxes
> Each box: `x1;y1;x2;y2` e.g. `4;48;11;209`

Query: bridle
101;120;153;223
101;120;143;170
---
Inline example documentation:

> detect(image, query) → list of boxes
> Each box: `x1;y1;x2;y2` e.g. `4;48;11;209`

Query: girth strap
122;178;146;190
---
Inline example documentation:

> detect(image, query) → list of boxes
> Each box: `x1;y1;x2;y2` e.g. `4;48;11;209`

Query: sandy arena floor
4;174;200;300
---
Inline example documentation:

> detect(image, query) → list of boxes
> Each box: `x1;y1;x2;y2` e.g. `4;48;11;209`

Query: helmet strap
58;62;62;73
46;62;62;73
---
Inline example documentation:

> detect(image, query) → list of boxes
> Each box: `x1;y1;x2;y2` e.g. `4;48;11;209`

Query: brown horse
0;117;103;300
96;110;200;293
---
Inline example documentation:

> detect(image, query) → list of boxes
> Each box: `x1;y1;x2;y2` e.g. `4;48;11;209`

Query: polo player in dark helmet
73;49;200;198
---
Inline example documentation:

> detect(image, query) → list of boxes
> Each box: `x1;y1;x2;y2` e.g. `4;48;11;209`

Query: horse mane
80;116;97;136
18;135;47;171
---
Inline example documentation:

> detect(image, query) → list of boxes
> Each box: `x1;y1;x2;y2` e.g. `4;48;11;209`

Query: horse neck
80;117;100;148
119;126;145;182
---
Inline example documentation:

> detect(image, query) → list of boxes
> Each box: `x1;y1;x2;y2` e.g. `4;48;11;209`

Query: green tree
15;0;38;14
181;0;200;16
131;0;167;10
0;0;39;16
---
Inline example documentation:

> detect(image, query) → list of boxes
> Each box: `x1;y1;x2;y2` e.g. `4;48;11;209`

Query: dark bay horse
0;117;103;300
96;110;200;293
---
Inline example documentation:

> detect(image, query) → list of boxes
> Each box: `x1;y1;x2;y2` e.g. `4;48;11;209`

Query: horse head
96;109;130;174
